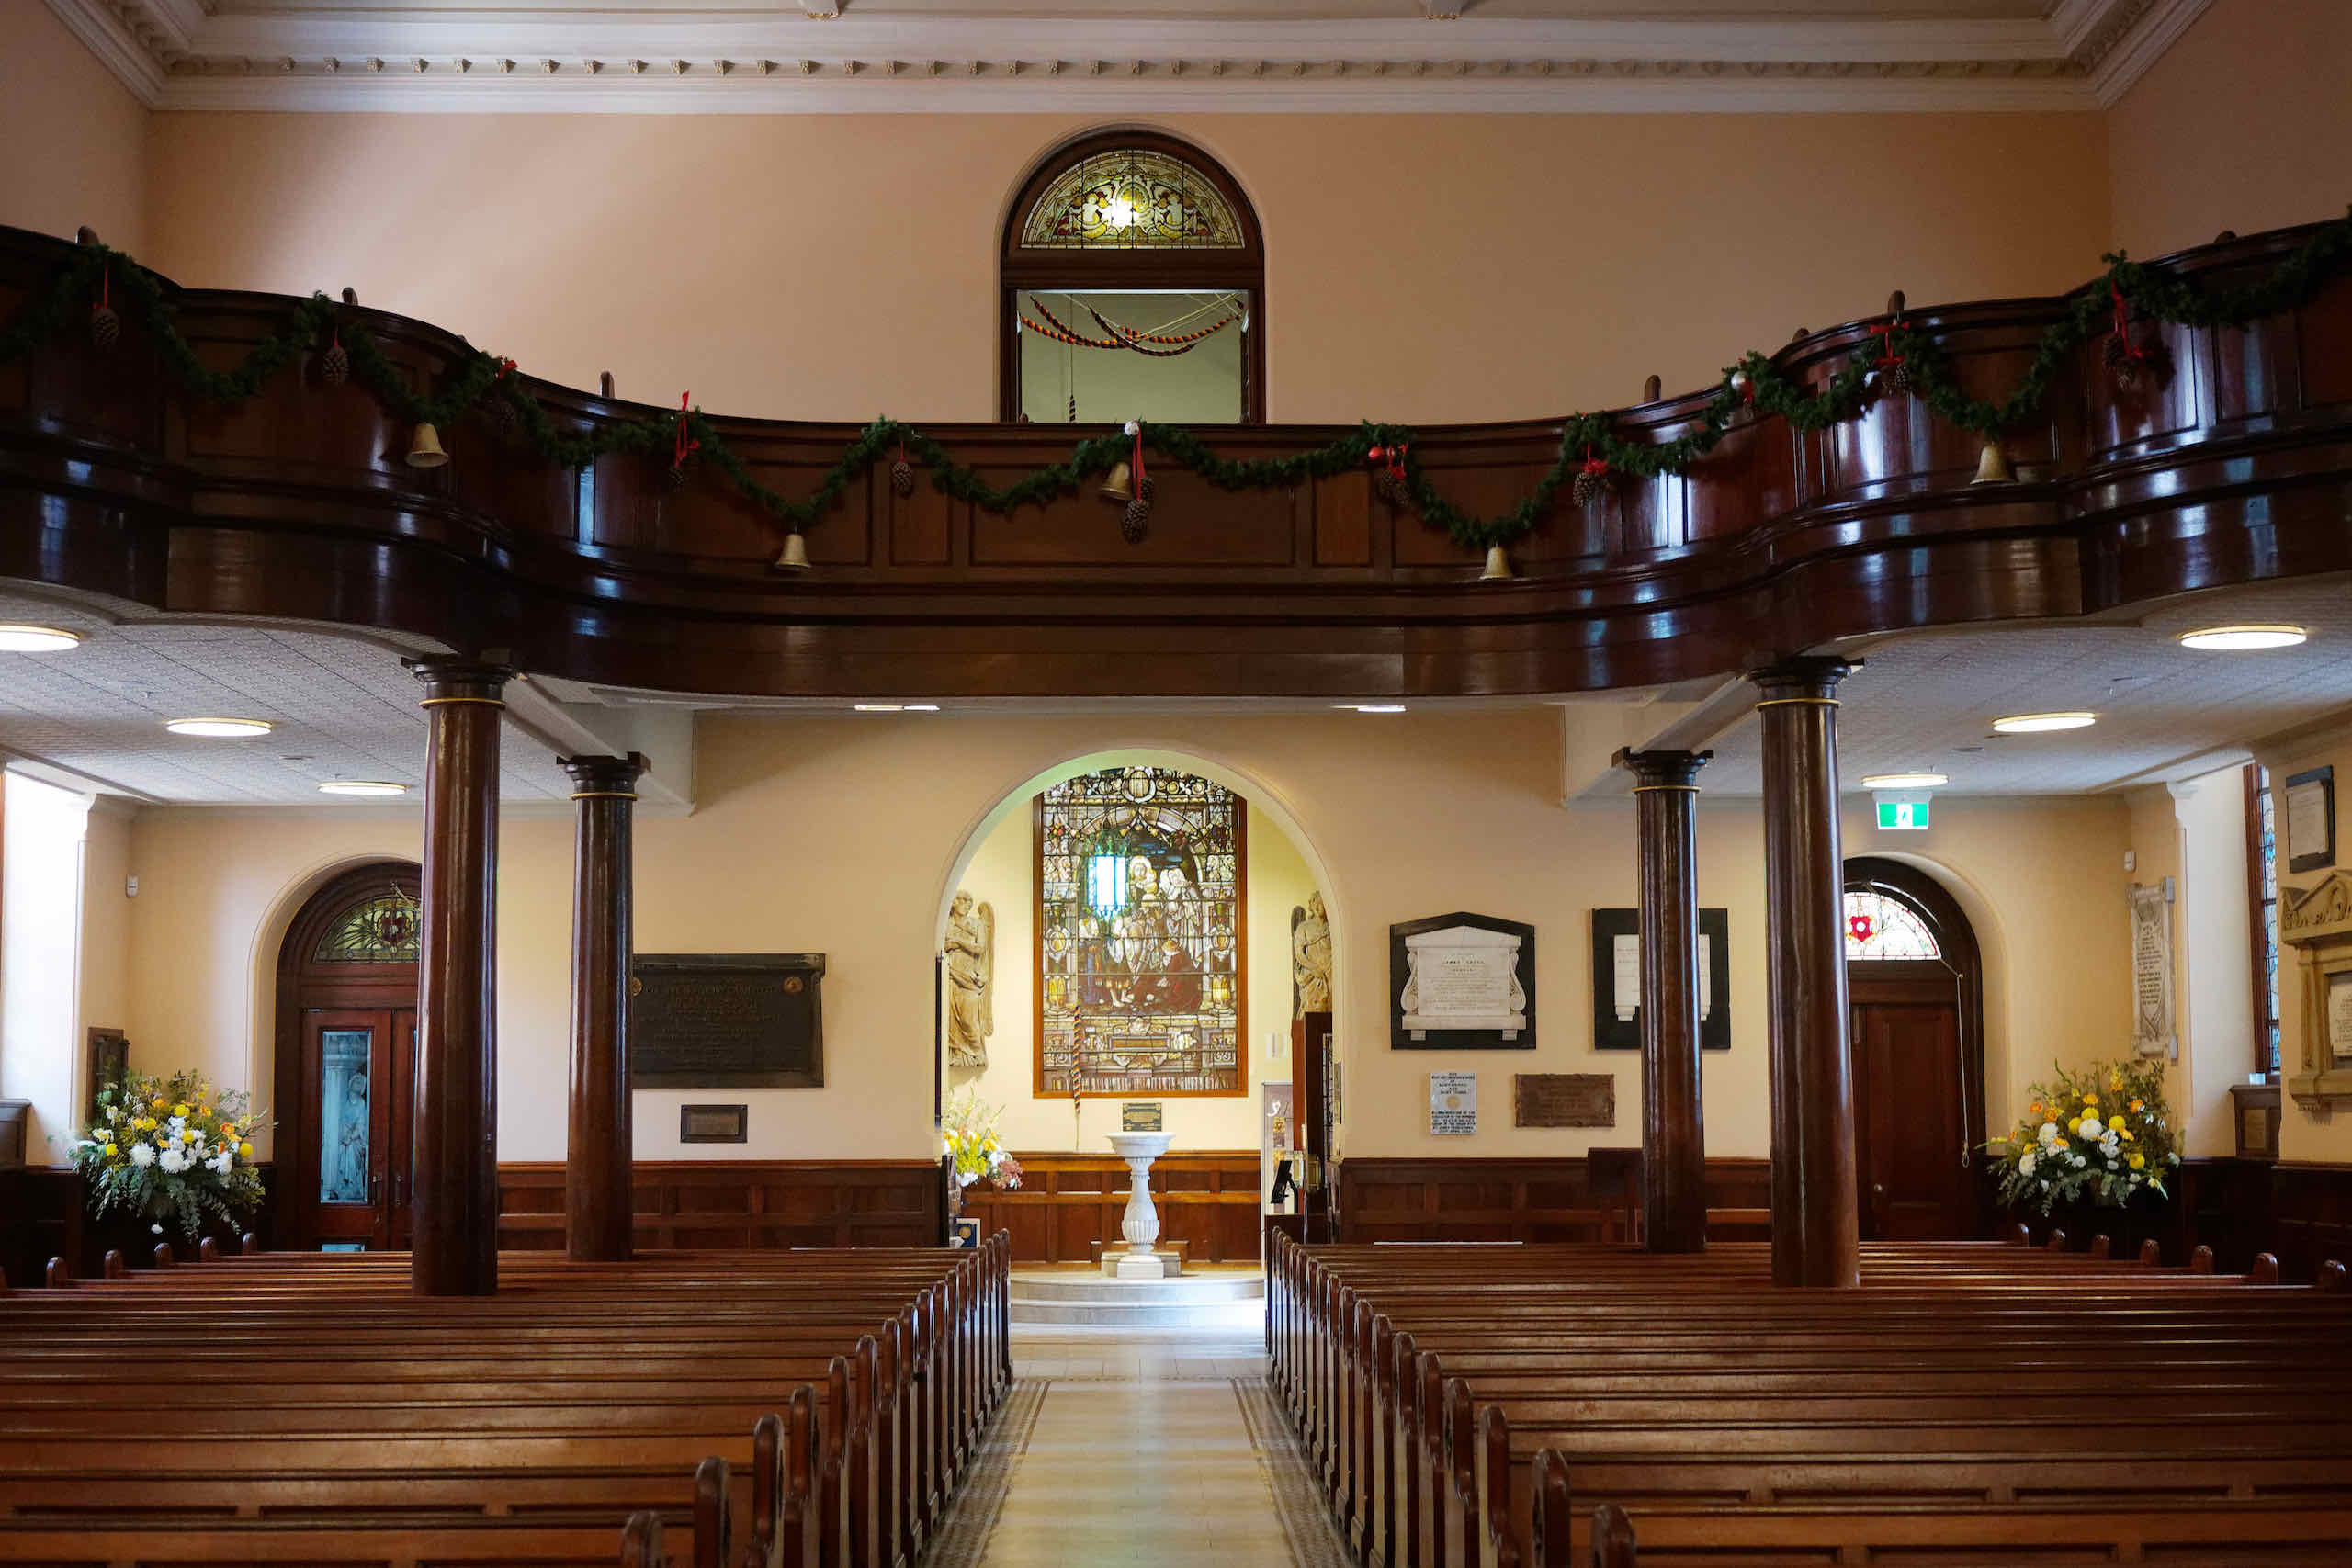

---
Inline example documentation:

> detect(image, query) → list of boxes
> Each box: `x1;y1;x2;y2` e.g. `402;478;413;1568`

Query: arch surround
933;744;1345;1154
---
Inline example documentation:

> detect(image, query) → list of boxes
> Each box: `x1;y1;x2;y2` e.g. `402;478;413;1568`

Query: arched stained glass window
1036;766;1246;1098
313;891;422;964
1018;148;1245;250
1843;889;1940;961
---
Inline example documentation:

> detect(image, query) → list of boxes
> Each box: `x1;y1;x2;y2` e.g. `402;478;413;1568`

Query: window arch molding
1000;130;1268;423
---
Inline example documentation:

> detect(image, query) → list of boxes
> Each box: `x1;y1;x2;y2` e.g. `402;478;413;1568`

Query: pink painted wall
0;4;146;251
140;111;2111;425
2108;0;2352;258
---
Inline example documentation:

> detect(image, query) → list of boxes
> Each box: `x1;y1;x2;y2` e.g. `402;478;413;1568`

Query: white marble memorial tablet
1400;925;1529;1040
2330;973;2352;1064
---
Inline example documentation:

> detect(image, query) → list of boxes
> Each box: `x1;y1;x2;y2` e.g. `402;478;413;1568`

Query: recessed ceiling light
164;717;274;738
0;625;82;653
1861;773;1949;790
1990;712;2097;734
904;704;941;712
1344;705;1408;714
2177;624;2308;651
318;781;407;796
854;703;940;713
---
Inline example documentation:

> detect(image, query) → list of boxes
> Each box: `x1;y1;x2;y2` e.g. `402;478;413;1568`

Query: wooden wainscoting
2272;1161;2352;1282
495;1160;944;1252
1336;1154;1773;1245
960;1150;1261;1265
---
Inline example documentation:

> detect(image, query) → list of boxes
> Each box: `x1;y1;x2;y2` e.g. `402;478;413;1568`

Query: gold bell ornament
1969;438;2014;485
405;423;449;468
775;529;811;572
1479;546;1515;581
1098;461;1133;503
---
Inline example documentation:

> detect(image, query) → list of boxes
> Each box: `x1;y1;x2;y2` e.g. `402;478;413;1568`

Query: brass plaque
1121;1101;1165;1133
1513;1073;1615;1129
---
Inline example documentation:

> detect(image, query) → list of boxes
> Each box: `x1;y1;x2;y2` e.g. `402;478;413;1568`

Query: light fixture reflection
318;781;407;796
164;717;274;738
1990;712;2097;734
0;625;82;653
1860;773;1949;789
2177;624;2307;651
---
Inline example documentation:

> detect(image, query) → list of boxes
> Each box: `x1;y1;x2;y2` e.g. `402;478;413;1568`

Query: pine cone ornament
488;393;518;435
1572;466;1608;508
1121;497;1153;543
664;458;691;491
1882;357;1912;396
890;459;915;497
320;341;349;387
1373;468;1405;507
89;304;120;352
1138;475;1157;505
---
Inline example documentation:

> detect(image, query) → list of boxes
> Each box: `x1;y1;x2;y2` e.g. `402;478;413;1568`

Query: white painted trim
152;73;2099;115
2089;0;2213;107
41;0;166;106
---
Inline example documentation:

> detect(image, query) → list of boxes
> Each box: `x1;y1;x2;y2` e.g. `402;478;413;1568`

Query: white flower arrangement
72;1068;266;1242
1986;1057;2178;1214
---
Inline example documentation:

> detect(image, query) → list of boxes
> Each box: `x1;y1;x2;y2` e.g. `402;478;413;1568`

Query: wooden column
1615;747;1712;1253
407;658;511;1297
563;752;648;1263
1749;657;1861;1289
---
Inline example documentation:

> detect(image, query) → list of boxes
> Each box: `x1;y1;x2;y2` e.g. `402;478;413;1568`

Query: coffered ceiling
49;0;2207;113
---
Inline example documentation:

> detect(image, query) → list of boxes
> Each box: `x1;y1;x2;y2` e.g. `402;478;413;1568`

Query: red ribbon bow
494;357;517;380
673;392;699;469
1388;442;1408;481
2109;283;2147;362
1131;423;1145;498
1580;446;1609;479
1867;320;1905;371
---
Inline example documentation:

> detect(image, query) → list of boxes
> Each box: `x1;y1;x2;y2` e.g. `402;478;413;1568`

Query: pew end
2191;1245;2215;1275
2139;1237;2163;1267
619;1510;664;1568
1590;1502;1638;1568
2320;1259;2346;1292
45;1256;68;1287
2089;1235;2110;1260
2252;1252;2280;1284
153;1242;175;1269
240;1231;259;1255
198;1236;220;1263
102;1249;126;1279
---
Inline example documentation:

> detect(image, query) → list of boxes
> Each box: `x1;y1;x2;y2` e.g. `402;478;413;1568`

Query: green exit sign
1876;797;1931;830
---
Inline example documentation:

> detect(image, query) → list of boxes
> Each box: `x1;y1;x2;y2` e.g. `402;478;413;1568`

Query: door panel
304;1010;384;1247
1849;975;1972;1241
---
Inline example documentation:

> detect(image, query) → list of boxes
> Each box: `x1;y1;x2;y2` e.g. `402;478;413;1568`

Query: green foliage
6;209;2347;555
1985;1057;2180;1215
71;1067;267;1244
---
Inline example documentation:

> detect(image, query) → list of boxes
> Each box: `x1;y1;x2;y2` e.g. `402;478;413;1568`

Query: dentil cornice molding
46;0;2213;114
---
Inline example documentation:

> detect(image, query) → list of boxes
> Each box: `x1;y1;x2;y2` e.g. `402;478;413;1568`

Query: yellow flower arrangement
73;1068;268;1243
1987;1057;2177;1215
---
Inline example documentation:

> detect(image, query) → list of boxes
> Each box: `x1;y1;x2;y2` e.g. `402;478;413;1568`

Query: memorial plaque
1513;1073;1616;1129
1590;908;1732;1052
1391;911;1537;1050
1429;1071;1477;1135
2129;883;2174;1060
629;953;826;1088
2330;973;2352;1065
1122;1101;1165;1133
679;1103;749;1144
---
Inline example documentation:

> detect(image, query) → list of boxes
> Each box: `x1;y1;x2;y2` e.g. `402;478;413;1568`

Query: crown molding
2083;0;2213;107
41;3;2154;114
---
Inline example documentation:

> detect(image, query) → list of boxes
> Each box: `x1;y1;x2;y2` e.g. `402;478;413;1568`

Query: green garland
6;209;2348;554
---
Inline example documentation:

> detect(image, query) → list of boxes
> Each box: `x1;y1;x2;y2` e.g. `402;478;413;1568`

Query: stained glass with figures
1037;767;1245;1097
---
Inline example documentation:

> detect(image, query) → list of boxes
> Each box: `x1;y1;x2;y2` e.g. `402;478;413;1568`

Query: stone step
1011;1272;1265;1304
1009;1298;1268;1328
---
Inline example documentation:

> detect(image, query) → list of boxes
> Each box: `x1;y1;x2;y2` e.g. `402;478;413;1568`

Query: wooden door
1849;969;1971;1240
300;1007;416;1249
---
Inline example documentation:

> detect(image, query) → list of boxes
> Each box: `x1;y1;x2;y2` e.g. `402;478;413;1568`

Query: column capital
405;657;514;706
1614;748;1713;791
1746;656;1857;706
561;752;650;798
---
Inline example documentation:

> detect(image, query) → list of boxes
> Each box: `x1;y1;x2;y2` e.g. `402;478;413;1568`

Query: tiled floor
922;1314;1346;1567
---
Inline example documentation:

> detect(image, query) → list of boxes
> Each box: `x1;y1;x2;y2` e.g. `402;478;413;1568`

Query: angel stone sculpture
945;891;995;1068
1292;891;1333;1018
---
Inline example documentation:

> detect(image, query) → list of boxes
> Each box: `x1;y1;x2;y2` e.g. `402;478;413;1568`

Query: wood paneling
1336;1155;1773;1245
494;1159;944;1252
6;222;2351;699
2271;1161;2352;1283
958;1149;1261;1264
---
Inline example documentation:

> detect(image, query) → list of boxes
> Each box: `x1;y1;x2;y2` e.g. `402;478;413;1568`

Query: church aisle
923;1324;1347;1568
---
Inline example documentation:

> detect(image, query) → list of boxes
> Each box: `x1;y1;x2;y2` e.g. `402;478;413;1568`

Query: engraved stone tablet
1513;1073;1616;1129
1390;912;1537;1051
630;953;825;1088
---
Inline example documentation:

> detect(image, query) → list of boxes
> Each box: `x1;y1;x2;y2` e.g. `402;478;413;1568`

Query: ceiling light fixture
853;703;940;713
2177;624;2308;651
1860;773;1948;789
1345;705;1408;714
165;717;274;738
318;781;408;796
1990;712;2097;734
0;625;82;652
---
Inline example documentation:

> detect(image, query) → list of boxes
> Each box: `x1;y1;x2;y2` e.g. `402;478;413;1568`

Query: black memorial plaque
629;953;826;1088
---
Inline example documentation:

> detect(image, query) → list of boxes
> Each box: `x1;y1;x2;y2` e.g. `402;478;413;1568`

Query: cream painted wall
112;709;2147;1175
0;3;146;251
1;774;92;1162
2258;718;2352;1166
2108;0;2352;258
137;112;2110;425
2121;773;2253;1161
947;795;1314;1153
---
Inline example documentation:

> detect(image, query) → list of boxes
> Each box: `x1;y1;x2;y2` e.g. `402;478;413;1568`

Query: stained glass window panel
1843;889;1941;961
313;892;421;963
2256;765;2281;1076
317;1028;372;1204
1037;766;1245;1097
1019;149;1244;250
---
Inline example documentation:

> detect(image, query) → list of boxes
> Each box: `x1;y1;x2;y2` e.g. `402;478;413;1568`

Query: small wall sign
1429;1071;1476;1135
1512;1073;1616;1129
678;1103;750;1144
1121;1101;1164;1133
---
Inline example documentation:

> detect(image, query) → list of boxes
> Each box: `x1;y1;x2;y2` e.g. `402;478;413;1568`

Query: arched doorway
1841;856;1986;1240
271;862;421;1250
1000;130;1268;423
